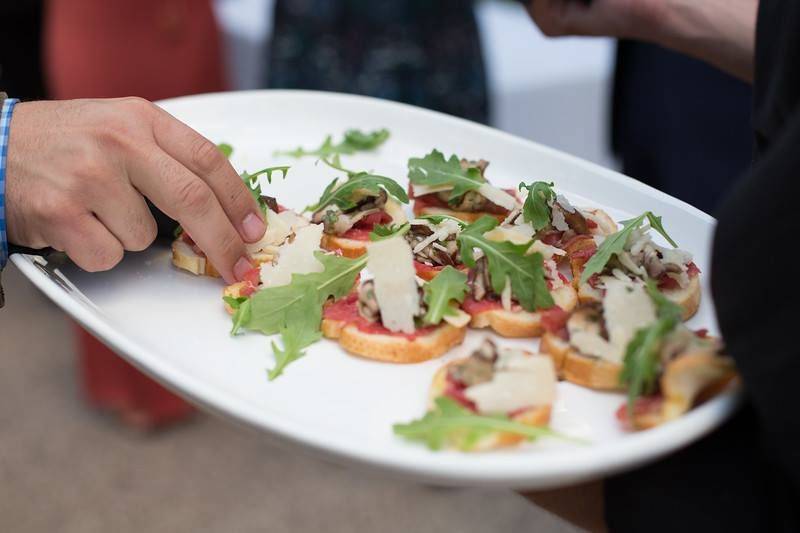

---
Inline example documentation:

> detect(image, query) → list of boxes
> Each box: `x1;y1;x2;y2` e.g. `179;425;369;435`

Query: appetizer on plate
568;211;701;320
457;216;578;338
172;165;301;278
394;339;558;451
540;277;658;390
408;150;520;223
403;216;466;281
617;327;737;431
509;181;617;256
322;237;469;363
309;162;409;258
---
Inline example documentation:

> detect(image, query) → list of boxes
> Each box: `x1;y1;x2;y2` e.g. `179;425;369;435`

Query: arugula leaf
369;223;410;241
240;166;291;214
217;143;233;159
276;128;390;158
580;211;679;285
415;214;467;228
519;181;555;231
457;216;554;312
620;279;683;414
230;252;368;379
407;149;484;202
229;298;252;336
306;172;409;212
393;397;562;451
422;266;469;325
267;286;323;380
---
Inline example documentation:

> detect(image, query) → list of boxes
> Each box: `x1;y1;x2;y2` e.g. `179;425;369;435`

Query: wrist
0;95;20;269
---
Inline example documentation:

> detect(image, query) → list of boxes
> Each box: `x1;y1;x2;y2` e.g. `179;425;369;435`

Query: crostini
457;216;578;338
616;328;737;431
408;151;521;223
540;276;661;390
173;195;309;278
321;236;468;363
404;216;466;281
310;169;409;258
569;211;701;320
403;339;557;451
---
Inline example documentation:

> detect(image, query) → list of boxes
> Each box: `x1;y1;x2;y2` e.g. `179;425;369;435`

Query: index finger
129;148;253;283
151;107;267;244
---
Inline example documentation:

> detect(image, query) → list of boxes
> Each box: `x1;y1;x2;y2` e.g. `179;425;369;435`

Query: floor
0;265;579;533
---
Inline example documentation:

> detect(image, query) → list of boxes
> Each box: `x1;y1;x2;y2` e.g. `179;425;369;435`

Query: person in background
612;41;752;214
524;0;799;530
267;0;489;123
24;0;229;429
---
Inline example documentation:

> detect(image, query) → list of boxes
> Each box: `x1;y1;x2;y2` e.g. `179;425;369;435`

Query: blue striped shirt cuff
0;98;19;269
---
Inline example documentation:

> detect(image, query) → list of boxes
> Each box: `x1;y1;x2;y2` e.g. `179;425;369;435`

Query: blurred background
0;1;751;531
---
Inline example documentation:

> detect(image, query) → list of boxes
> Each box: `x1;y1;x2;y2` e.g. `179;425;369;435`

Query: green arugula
457;216;554;312
393;397;562;451
619;279;684;414
230;252;368;379
218;143;233;159
519;181;555;231
305;172;408;213
276;128;390;158
422;266;469;325
369;223;410;241
407;150;484;202
579;211;679;285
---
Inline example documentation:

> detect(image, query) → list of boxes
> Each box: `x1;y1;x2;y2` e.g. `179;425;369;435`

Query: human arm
524;0;758;82
4;97;267;283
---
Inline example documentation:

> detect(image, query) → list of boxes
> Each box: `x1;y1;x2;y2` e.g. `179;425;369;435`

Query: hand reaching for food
5;98;266;283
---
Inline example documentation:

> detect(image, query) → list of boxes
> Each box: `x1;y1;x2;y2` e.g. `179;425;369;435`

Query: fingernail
242;212;266;242
234;256;254;282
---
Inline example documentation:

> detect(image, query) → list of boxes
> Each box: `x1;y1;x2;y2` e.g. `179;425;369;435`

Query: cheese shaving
477;183;518;211
259;224;324;288
366;237;420;334
464;353;556;414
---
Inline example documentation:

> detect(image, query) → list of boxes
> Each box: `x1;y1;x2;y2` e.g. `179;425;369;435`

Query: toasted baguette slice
577;275;701;321
321;318;465;363
467;284;578;338
626;348;737;430
320;233;368;258
582;208;618;236
428;359;551;451
540;332;623;390
172;239;274;278
413;205;507;224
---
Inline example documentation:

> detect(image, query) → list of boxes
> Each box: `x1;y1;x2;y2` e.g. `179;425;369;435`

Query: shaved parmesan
259;224;324;288
383;198;408;225
464;353;555;414
603;277;657;359
528;240;567;260
442;308;471;328
412;183;453;197
366;237;419;334
477;183;518;211
247;209;292;254
551;206;570;232
484;223;535;245
277;210;310;232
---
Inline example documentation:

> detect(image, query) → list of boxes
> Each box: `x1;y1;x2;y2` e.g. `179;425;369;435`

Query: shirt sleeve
712;105;800;487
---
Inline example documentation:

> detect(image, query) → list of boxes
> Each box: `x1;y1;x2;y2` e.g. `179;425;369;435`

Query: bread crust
427;359;552;450
540;332;624;390
320;233;368;258
321;319;466;363
467;284;578;338
172;239;274;278
413;205;507;224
